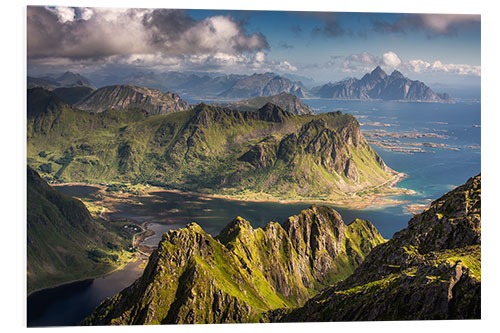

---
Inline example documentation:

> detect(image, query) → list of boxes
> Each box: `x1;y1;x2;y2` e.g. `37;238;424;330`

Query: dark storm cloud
372;14;480;37
27;6;269;61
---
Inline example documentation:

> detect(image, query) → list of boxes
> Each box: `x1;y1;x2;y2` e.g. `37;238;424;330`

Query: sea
28;99;481;326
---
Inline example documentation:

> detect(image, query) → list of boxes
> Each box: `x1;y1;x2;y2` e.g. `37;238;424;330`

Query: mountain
83;205;385;324
53;86;95;105
27;166;134;294
213;92;314;115
28;88;400;201
28;71;94;90
90;71;305;100
75;85;190;115
312;66;452;102
218;73;305;99
271;174;480;321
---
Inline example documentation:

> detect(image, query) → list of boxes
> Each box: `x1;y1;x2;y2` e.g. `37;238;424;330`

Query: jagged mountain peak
84;205;385;325
390;69;405;79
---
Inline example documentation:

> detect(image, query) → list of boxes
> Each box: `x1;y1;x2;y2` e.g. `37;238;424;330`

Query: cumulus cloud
382;51;401;67
27;6;269;62
339;51;479;77
373;13;480;37
409;59;481;76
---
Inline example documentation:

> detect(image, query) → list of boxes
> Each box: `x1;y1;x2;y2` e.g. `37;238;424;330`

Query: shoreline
51;172;414;211
27;253;146;298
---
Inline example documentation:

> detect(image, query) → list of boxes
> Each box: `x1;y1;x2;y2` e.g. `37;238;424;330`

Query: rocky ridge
83;205;385;324
271;174;481;321
75;85;190;115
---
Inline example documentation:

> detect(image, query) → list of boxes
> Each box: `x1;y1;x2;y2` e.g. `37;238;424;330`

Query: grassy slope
27;166;136;294
28;88;397;201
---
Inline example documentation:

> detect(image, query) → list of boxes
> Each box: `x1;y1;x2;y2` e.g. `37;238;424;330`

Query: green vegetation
27;166;137;294
28;88;401;202
84;205;385;325
275;175;481;321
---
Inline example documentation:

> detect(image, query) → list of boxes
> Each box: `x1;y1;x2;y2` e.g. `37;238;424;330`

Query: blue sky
27;7;481;86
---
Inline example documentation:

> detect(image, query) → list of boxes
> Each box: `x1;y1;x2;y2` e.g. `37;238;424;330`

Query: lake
27;99;480;326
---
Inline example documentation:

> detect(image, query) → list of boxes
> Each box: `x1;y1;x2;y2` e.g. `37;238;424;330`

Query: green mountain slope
28;88;401;202
83;205;385;325
213;92;314;115
75;85;190;115
272;175;481;321
27;166;135;294
53;86;95;105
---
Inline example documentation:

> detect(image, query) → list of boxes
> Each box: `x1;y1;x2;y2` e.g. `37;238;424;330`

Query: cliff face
83;205;385;325
75;85;189;114
273;175;481;321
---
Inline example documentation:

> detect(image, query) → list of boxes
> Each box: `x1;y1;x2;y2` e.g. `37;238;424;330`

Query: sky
27;6;481;87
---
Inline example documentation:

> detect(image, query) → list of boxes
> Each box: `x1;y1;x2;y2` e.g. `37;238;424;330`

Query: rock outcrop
83;205;385;325
271;175;481;321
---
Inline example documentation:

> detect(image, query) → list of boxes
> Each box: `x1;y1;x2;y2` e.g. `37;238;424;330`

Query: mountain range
311;66;452;102
28;67;450;102
27;87;399;201
83;174;480;324
212;92;314;115
28;71;94;90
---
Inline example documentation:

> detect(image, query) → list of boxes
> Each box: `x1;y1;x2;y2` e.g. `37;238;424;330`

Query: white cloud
382;51;401;68
418;14;481;35
409;59;481;76
339;51;480;77
47;6;75;23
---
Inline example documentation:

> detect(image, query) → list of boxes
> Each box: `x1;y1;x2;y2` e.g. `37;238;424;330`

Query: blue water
30;99;481;326
305;99;481;202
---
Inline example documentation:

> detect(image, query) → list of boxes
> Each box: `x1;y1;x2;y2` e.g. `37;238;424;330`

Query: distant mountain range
28;71;94;90
212;92;314;115
28;67;451;103
311;66;452;102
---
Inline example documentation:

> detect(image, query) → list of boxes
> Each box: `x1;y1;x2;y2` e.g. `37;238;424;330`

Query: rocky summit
83;205;384;325
75;85;190;115
312;66;452;102
271;174;481;321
